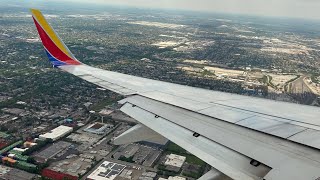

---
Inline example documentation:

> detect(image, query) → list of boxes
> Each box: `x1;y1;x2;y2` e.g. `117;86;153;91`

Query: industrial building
39;125;73;141
158;176;186;180
33;141;71;163
87;161;125;180
84;122;113;135
99;109;114;116
12;147;28;153
164;154;186;172
139;172;157;180
0;165;37;180
164;154;186;167
42;168;78;180
23;141;37;148
119;169;133;179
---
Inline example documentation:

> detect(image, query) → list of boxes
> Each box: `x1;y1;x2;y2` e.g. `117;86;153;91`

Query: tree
0;125;8;132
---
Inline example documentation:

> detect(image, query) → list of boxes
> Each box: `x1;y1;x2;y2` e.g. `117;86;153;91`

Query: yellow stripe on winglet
30;9;72;58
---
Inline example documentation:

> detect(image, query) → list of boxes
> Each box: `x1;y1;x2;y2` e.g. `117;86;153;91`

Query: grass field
90;100;114;111
166;142;187;154
185;154;206;166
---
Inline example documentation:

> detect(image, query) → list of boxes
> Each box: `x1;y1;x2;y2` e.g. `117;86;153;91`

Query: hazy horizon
2;0;320;20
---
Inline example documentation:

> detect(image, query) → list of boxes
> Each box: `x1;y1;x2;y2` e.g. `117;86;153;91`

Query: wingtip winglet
30;8;39;14
31;9;81;66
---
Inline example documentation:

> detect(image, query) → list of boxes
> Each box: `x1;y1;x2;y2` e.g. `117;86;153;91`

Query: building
13;147;28;153
87;161;125;180
139;177;154;180
39;125;73;141
99;109;114;116
139;172;157;180
158;176;186;180
23;141;37;148
0;165;37;180
84;122;113;135
33;141;71;163
164;154;186;172
42;168;77;180
119;169;133;179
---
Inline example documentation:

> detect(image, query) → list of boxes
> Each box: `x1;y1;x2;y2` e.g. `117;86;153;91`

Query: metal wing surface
60;64;320;180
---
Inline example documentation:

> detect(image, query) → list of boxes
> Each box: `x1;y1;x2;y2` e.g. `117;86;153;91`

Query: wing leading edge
31;9;320;180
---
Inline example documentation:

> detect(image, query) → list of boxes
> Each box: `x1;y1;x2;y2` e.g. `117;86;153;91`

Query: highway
289;76;317;105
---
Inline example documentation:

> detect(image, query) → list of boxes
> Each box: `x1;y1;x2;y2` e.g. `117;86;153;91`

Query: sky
4;0;320;20
50;0;320;19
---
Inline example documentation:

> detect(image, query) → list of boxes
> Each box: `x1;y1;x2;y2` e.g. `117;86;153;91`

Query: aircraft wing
31;9;320;180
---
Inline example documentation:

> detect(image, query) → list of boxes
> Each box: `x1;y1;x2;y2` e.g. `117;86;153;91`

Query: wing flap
119;95;320;180
236;116;307;139
288;129;320;148
120;102;269;180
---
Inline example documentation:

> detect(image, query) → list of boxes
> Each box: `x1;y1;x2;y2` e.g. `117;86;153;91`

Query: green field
185;155;206;166
90;99;114;111
165;142;205;166
166;142;187;154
